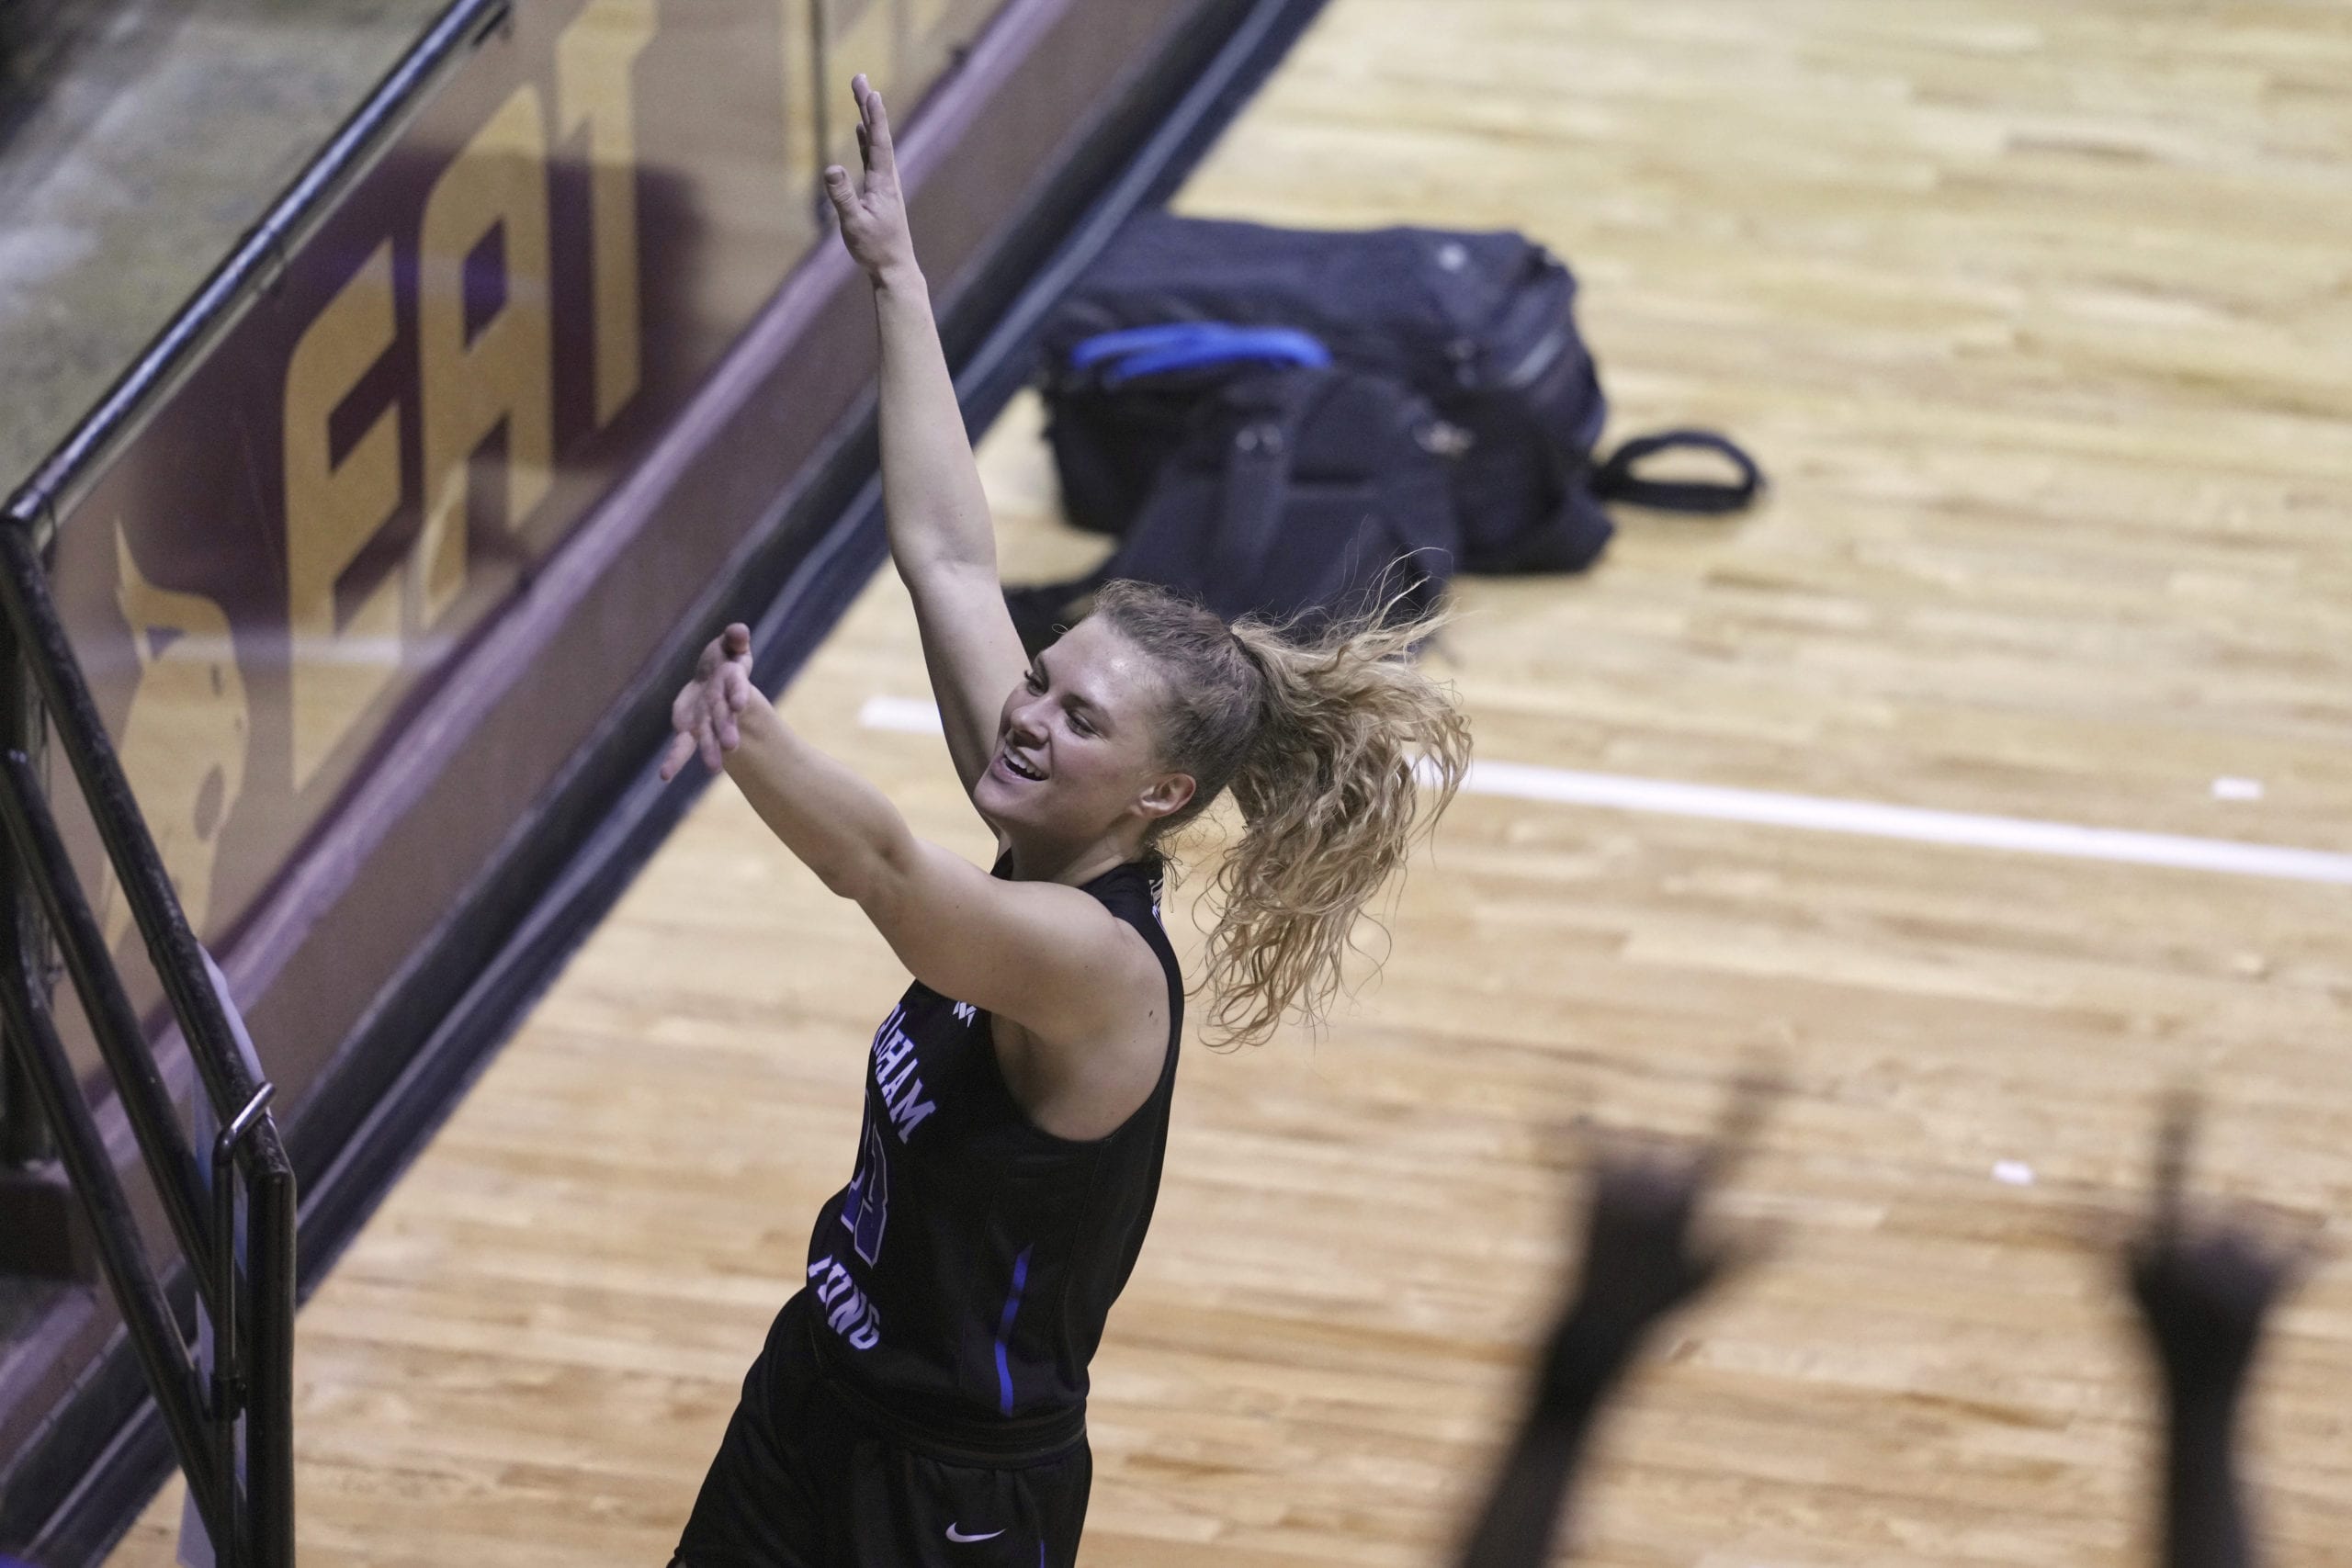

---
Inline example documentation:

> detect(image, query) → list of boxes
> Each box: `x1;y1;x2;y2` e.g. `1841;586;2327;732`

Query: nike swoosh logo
944;1524;1006;1543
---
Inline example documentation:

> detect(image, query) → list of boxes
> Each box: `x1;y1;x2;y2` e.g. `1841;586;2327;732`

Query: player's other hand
2126;1096;2317;1398
823;73;916;284
1548;1071;1779;1377
661;623;757;781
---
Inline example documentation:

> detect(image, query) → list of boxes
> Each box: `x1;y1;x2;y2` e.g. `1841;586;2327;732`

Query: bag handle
1068;322;1330;387
1591;429;1763;514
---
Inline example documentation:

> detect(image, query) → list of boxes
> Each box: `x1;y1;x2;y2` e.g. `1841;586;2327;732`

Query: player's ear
1136;771;1196;822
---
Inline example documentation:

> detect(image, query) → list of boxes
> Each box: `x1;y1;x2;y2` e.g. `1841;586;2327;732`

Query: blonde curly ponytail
1089;581;1471;1048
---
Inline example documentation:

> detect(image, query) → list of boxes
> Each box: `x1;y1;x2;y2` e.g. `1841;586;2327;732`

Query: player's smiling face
974;616;1194;844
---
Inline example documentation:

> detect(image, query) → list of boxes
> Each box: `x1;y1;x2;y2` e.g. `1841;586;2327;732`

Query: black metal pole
243;1149;299;1568
0;956;45;1164
0;463;306;1567
208;1084;275;1568
0;628;52;1167
0;748;220;1310
211;1109;243;1567
0;882;228;1551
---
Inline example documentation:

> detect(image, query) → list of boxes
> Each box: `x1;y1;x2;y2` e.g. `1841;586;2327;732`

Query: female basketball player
659;75;1468;1568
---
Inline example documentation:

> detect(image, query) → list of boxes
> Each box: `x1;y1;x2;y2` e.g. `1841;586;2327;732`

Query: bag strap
1004;372;1321;649
1207;375;1316;589
1590;429;1763;514
1068;322;1330;387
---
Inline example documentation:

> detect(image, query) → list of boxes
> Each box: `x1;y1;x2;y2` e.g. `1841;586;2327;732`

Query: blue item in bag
1067;321;1331;386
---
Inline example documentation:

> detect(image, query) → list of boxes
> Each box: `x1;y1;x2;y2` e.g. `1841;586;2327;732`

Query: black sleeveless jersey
800;855;1182;1436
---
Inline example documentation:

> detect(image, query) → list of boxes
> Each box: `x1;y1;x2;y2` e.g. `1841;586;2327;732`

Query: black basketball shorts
672;1290;1091;1568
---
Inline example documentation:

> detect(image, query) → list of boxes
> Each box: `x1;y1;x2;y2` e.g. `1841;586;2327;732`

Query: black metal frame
0;7;483;1561
0;11;514;1567
0;518;297;1568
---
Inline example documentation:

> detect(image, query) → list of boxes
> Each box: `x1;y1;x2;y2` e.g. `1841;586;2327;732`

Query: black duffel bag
1039;212;1763;574
1006;335;1457;656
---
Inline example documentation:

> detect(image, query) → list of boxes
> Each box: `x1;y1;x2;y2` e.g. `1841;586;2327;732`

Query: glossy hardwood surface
107;2;2352;1563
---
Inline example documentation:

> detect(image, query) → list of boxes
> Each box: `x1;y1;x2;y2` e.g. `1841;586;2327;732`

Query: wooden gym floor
110;1;2352;1563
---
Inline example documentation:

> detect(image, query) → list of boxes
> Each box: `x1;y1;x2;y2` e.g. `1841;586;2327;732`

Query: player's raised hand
661;623;757;782
822;73;915;283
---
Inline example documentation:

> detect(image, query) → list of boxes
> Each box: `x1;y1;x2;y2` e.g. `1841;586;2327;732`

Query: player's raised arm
656;624;1162;1053
822;73;1027;800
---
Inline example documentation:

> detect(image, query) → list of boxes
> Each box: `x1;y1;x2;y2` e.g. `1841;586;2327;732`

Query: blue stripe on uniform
993;1245;1034;1415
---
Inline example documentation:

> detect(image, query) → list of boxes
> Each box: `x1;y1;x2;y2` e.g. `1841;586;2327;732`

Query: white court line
856;694;2352;887
860;694;951;735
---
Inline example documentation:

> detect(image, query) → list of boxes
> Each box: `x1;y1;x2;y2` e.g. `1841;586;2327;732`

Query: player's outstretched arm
1456;1077;1773;1568
2127;1100;2311;1568
658;625;1156;1055
823;73;1027;800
